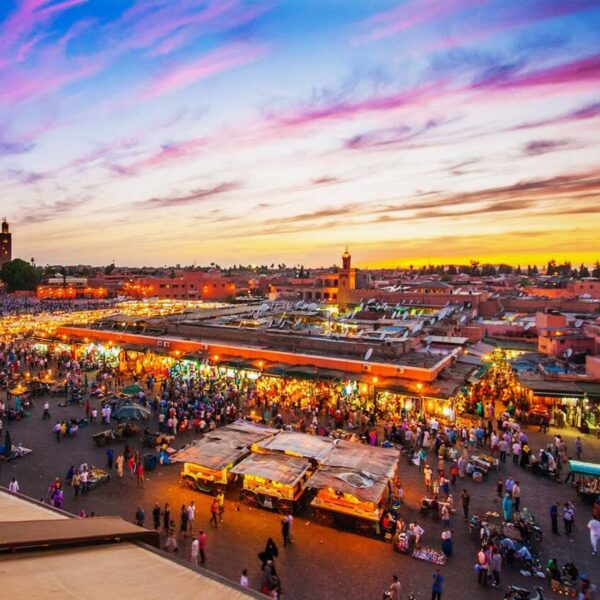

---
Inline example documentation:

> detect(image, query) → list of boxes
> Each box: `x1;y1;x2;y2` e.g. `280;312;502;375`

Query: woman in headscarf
502;492;513;522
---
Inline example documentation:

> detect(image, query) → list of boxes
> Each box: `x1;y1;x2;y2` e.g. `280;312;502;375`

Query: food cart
307;440;399;536
469;452;499;476
231;452;313;514
172;420;278;494
567;460;600;502
80;463;110;489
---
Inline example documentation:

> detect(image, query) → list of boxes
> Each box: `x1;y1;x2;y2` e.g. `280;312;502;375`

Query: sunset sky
1;0;599;268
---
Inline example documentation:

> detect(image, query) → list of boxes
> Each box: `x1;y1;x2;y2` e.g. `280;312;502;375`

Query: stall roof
323;440;399;479
257;431;334;461
568;460;600;477
307;465;389;503
230;452;311;486
171;421;278;469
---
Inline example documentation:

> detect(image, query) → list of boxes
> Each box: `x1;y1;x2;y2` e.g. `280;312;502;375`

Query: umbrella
113;404;151;421
122;384;142;395
4;430;12;458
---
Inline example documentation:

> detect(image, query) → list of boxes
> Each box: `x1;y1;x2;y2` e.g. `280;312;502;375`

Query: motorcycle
504;585;544;600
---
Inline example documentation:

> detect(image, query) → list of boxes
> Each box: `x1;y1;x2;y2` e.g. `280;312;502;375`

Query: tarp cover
230;453;311;486
257;431;334;461
307;465;389;503
323;440;399;479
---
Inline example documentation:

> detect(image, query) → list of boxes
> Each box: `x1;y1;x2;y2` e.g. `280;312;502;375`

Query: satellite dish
574;319;583;328
565;348;573;358
260;303;269;312
309;303;318;311
364;348;373;361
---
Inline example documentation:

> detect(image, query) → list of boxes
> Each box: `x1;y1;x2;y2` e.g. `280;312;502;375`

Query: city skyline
1;0;600;267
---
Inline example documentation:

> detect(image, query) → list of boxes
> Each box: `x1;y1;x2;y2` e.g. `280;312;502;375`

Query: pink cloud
421;0;598;56
356;0;487;44
0;0;86;57
142;42;268;98
474;53;600;91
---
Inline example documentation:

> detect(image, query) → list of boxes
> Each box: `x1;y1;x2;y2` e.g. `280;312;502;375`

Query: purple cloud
142;181;241;208
522;139;571;156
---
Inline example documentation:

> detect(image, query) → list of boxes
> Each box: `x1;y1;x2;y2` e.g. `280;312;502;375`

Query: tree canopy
0;259;43;292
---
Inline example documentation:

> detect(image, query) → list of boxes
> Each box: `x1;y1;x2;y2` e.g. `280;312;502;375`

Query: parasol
113;404;151;421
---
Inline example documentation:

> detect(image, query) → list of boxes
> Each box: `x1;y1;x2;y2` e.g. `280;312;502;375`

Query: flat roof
0;490;258;599
0;491;68;522
0;543;256;600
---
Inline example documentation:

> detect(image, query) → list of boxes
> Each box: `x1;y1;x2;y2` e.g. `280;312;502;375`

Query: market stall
231;452;313;514
567;460;600;502
171;420;278;493
307;440;399;536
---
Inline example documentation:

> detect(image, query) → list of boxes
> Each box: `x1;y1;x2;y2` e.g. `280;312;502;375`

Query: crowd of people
2;333;600;599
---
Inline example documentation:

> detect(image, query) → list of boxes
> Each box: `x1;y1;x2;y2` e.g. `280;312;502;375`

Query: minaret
0;218;12;267
337;247;356;308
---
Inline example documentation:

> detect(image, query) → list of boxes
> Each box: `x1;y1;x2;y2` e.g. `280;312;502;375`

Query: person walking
136;462;145;488
106;448;114;470
162;503;171;531
180;504;189;537
461;489;470;520
190;535;199;567
240;569;249;588
116;453;124;478
134;505;145;527
165;529;178;553
42;400;51;420
477;547;488;586
198;530;207;564
187;501;196;534
216;490;225;523
8;477;19;493
152;503;161;529
53;420;61;442
209;498;219;527
388;575;401;600
563;502;574;536
587;517;600;555
424;464;433;493
575;437;583;460
490;551;502;588
550;502;560;535
281;514;291;547
431;569;444;600
72;471;81;497
512;481;521;513
128;455;136;477
80;469;89;495
502;493;513;522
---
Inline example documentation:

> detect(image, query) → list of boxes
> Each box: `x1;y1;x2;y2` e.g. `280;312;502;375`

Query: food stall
81;464;110;489
172;420;278;494
567;460;600;502
231;452;313;514
469;452;499;476
307;440;399;536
